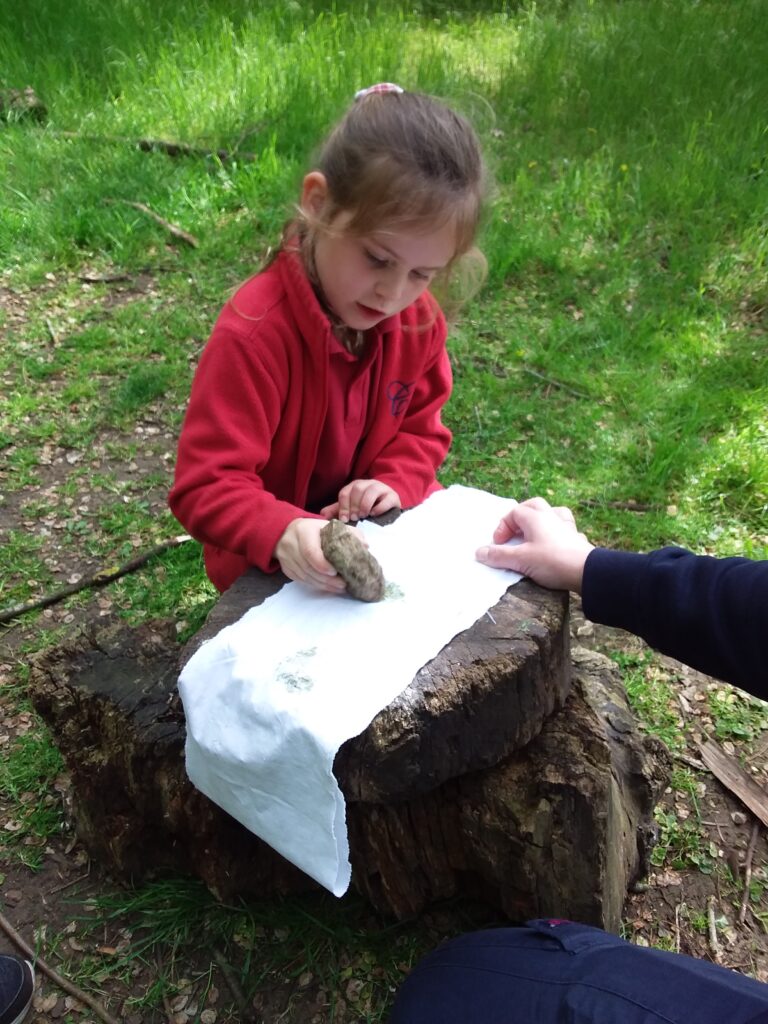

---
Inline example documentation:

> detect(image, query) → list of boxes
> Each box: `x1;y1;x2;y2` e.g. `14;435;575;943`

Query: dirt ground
1;273;767;1021
568;606;768;978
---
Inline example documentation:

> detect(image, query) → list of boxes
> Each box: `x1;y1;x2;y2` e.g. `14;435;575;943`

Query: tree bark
348;647;670;928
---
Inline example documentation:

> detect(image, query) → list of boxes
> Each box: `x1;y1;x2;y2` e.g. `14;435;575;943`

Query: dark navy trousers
389;920;768;1023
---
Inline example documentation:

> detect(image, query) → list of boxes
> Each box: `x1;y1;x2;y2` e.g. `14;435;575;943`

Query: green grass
2;0;766;566
0;730;65;868
62;879;475;1020
614;650;689;752
1;0;767;1015
708;688;768;744
649;761;720;875
651;805;718;875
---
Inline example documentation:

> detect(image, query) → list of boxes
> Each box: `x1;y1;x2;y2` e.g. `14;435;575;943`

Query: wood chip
698;739;768;828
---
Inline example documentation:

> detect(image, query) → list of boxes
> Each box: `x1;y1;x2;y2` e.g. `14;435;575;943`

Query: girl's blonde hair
289;89;488;312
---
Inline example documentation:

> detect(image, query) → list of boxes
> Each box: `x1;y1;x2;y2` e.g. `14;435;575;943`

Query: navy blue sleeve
581;547;768;699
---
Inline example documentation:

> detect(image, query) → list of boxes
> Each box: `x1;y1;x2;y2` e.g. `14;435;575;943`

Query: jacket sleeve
582;546;768;698
168;326;321;572
363;315;453;508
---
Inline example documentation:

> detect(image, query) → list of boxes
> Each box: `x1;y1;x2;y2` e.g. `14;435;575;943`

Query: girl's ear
301;171;329;216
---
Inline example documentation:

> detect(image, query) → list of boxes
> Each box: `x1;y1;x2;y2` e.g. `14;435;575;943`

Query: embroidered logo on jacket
386;380;413;416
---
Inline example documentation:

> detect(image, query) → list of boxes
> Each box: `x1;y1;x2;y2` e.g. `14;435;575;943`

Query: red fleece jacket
169;250;452;591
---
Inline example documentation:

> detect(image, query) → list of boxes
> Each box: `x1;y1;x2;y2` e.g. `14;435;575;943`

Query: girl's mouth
356;303;385;319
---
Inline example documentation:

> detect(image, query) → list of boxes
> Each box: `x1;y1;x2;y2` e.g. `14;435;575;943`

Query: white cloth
179;485;522;895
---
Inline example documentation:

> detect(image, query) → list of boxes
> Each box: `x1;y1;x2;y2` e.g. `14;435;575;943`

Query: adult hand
475;497;594;593
274;518;347;594
321;479;401;523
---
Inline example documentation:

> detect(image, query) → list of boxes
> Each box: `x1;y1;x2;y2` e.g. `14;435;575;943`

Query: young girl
170;83;486;594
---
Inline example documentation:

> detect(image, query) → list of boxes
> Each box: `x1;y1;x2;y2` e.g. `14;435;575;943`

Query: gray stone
320;520;385;602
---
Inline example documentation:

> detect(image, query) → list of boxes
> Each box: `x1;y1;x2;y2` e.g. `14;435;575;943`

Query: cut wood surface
182;568;572;801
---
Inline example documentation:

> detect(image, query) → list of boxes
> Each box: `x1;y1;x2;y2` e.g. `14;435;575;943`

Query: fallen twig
707;895;721;961
677;691;692;716
739;820;761;925
673;750;706;772
48;865;91;896
674;901;684;954
579;498;656;513
56;129;259;163
0;910;121;1024
103;198;199;248
45;318;59;344
521;367;591;400
213;949;257;1023
77;265;177;284
77;271;132;283
0;534;191;625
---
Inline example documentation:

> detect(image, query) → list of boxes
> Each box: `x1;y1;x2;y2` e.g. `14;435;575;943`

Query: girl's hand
273;518;347;594
321;480;401;523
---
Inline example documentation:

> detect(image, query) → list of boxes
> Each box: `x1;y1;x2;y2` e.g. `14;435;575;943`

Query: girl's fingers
357;484;383;519
297;565;346;591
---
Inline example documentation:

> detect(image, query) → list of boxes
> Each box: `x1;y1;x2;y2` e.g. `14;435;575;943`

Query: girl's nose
375;271;404;307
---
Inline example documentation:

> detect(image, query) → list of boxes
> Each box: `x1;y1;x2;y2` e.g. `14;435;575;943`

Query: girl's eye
364;249;388;268
411;270;430;282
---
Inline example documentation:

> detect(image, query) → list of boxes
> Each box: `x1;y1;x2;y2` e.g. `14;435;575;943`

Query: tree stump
183;569;572;801
29;574;669;930
348;647;670;927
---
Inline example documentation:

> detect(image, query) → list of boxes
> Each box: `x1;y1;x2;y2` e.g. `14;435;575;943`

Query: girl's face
302;173;456;330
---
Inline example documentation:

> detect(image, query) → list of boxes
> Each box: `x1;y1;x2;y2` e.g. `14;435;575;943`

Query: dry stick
48;867;91;897
739;820;761;925
78;271;132;283
77;265;177;284
707;895;722;961
212;949;257;1023
520;367;591;400
103;198;199;248
56;129;259;163
0;910;121;1024
0;534;191;625
581;495;655;512
45;318;59;344
674;901;683;954
673;750;707;773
